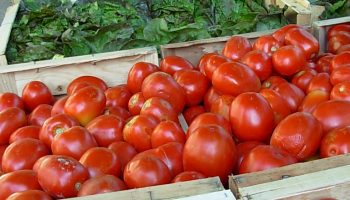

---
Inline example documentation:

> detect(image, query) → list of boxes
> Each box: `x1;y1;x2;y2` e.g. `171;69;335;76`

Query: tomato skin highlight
160;56;194;76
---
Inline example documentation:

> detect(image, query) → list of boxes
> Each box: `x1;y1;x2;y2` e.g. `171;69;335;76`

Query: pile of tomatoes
1;22;350;200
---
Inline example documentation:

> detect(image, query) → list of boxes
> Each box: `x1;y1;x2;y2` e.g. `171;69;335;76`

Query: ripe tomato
32;155;54;173
172;171;206;183
151;120;185;148
271;112;323;161
37;155;89;198
183;125;237;183
230;92;274;142
51;96;68;116
313;100;350;133
212;62;261;96
234;141;263;174
291;69;317;93
128;92;145;116
337;44;350;54
155;142;184;178
298;90;329;113
0;92;24;112
272;45;306;76
316;55;334;73
272;24;302;44
327;24;350;40
123;156;172;188
273;82;305;112
330;51;350;72
253;35;282;56
140;97;178;122
241;50;272;81
261;76;287;90
331;81;350;101
204;54;231;80
28;104;52;127
327;32;350;54
210;95;235;121
6;190;52;200
86;114;124;147
197;53;216;75
183;105;206;125
64;86;106;126
160;56;194;75
77;175;127;197
9;125;40;143
67;76;108;95
222;36;252;60
108;141;137;172
22;81;54;112
307;73;332;94
0;107;27;145
79;147;121;178
39;114;79;148
105;85;132;109
0;144;7;170
239;145;298;174
285;28;319;60
127;62;159;94
104;106;131;122
330;66;350;85
51;126;97;160
173;69;210;106
203;87;222;111
320;126;350;158
0;170;41;200
123;114;159;152
142;72;186;113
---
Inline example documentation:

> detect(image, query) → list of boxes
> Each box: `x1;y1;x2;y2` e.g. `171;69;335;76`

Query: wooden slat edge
176;190;236;200
0;55;8;66
0;3;19;55
313;16;350;27
277;0;311;14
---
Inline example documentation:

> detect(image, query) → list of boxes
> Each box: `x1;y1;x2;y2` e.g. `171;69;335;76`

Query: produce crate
229;154;350;200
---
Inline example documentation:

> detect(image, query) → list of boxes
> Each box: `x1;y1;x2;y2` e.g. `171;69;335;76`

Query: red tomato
39;114;79;148
0;144;8;170
173;69;210;106
271;112;323;161
0;107;27;145
51;96;68;116
64;86;106;126
316;55;334;73
79;147;121;178
105;85;132;109
32;155;54;173
183;125;237;183
234;141;263;174
0;170;41;200
37;155;89;198
172;171;206;183
222;36;252;60
298;90;329;113
327;24;350;40
155;142;184;177
241;50;272;81
328;32;350;54
203;87;222;111
261;76;287;90
142;72;186;113
123;114;159;152
77;175;127;197
204;54;231;80
253;35;282;56
183;105;206;125
212;62;261;96
331;51;350;72
2;138;49;172
140;97;178;122
6;190;52;200
291;69;317;93
210;95;235;121
197;53;216;75
285;28;319;60
307;73;332;94
160;56;194;75
127;62;159;94
28;104;52;127
67;76;108;95
331;81;350;101
104;106;131;122
320;126;350;158
108;141;137;172
230;92;274;142
272;24;302;44
123;156;172;188
151;120;185;148
86;114;124;147
9;125;40;143
273;82;305;112
272;45;306;76
0;92;24;112
239;145;298;174
128;92;145;116
336;44;350;54
330;66;350;85
22;81;54;112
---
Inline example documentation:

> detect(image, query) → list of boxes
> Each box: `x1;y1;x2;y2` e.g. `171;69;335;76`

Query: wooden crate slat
0;2;19;56
176;190;236;200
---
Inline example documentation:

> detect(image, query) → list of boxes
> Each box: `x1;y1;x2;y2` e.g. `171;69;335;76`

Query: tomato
32;155;54;173
307;73;332;94
204;55;231;80
327;32;350;54
253;35;282;56
105;85;132;109
337;44;350;54
37;155;89;198
261;76;287;90
126;62;159;94
0;170;41;200
230;92;274;142
210;95;235;121
22;81;54;112
173;69;210;106
222;36;252;60
6;190;52;200
123;156;172;188
239;145;298;174
183;105;206;125
172;171;206;183
316;55;334;73
64;86;106;126
259;88;291;126
320;126;350;158
285;28;319;60
241;50;272;81
271;112;323;161
142;72;186;113
298;90;329;113
0;107;27;145
79;147;121;178
123;114;159;152
108;141;137;172
51;126;97;160
151;120;185;148
77;175;127;197
51;96;68;116
272;45;306;76
8;125;40;143
305;61;317;69
212;62;261;96
67;76;108;95
272;24;302;44
85;114;124;147
155;142;184;177
291;69;317;93
0;92;24;112
331;81;350;101
0;144;7;170
273;82;305;112
39;114;79;148
104;106;131;122
128;92;145;116
197;53;216;75
160;56;194;75
234;141;263;174
327;24;350;40
28;104;52;127
140;97;178;122
330;51;350;73
330;66;350;85
203;87;222;111
183;125;237;183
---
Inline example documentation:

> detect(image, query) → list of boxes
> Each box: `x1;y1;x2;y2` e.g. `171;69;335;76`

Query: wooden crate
229;154;350;200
